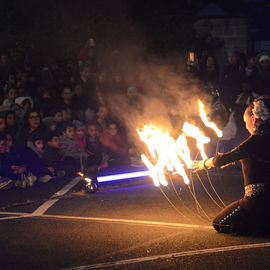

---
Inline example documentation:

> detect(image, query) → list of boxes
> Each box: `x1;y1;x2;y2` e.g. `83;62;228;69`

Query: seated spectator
5;110;17;137
42;117;57;132
0;134;15;190
58;86;74;110
16;109;47;148
71;83;87;121
2;74;16;95
86;122;103;168
73;120;86;151
59;122;88;174
100;120;129;166
23;132;53;183
15;96;34;121
0;112;6;134
2;87;17;107
35;86;56;117
42;131;65;176
95;105;109;134
3;132;35;188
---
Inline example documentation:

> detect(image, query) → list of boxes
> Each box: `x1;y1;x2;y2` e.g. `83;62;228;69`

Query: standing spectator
219;49;245;109
245;54;257;78
250;51;270;95
198;55;219;84
95;105;109;134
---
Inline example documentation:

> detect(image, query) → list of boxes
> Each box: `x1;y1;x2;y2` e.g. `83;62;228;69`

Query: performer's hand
191;160;205;173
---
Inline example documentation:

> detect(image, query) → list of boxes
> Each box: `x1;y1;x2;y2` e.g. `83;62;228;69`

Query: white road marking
64;242;270;270
0;215;32;221
31;176;82;216
39;214;212;229
0;210;212;229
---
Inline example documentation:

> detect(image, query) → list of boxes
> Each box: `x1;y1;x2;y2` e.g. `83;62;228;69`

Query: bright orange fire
137;99;222;186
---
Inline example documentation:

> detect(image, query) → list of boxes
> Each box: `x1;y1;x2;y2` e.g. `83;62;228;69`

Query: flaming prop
138;99;222;186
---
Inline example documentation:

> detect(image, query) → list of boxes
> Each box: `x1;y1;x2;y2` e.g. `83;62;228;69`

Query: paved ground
0;167;270;270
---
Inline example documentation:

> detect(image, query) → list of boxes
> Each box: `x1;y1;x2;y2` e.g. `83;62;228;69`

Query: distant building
194;1;270;65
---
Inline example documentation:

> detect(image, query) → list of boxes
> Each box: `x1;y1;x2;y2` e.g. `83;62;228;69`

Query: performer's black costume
212;122;270;233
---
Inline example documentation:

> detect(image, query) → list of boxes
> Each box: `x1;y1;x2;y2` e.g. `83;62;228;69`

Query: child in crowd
86;121;103;168
23;132;54;183
59;122;88;174
2;87;17;107
43;131;65;176
100;120;129;166
5;110;17;137
0;135;14;190
73;120;86;151
96;105;109;133
42;117;57;132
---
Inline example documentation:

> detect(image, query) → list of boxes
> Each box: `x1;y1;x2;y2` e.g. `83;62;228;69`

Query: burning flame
77;172;92;185
198;100;223;138
138;100;221;187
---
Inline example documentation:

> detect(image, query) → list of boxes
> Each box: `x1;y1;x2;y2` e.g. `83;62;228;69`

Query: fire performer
192;96;270;234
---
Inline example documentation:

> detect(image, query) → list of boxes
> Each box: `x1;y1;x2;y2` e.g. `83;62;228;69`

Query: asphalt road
0;167;270;270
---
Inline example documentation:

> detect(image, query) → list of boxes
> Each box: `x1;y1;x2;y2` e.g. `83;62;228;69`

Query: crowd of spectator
0;42;135;190
0;39;269;190
187;49;270;155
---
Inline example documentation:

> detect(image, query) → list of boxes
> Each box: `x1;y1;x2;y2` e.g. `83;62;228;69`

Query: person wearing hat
250;51;270;95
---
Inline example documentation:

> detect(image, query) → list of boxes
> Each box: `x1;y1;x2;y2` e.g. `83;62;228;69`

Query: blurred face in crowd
75;127;85;139
248;56;256;68
96;91;105;105
6;113;15;127
62;87;72;102
0;139;5;153
87;125;98;137
49;122;57;131
34;139;44;150
74;84;83;97
260;59;270;71
8;74;15;85
97;106;108;120
54;112;63;123
48;136;60;148
114;72;122;83
108;123;118;136
61;109;68;122
7;88;17;102
28;112;40;130
63;126;74;139
227;52;238;65
80;67;90;81
206;56;215;69
0;55;8;66
43;90;49;98
22;99;32;110
6;135;13;150
0;118;6;132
